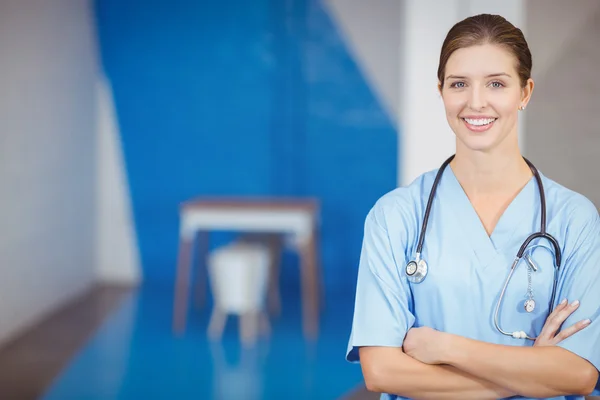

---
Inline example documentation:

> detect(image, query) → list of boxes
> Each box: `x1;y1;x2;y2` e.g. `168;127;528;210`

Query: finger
546;300;581;337
548;298;569;321
537;298;569;339
538;299;577;340
552;318;591;344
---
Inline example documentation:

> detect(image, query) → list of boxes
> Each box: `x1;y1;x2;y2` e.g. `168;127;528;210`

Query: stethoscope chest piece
405;257;428;283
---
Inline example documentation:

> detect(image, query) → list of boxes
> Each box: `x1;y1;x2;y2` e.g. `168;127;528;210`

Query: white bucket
208;242;270;314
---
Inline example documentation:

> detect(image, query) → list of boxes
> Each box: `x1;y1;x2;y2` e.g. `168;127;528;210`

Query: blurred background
0;0;598;399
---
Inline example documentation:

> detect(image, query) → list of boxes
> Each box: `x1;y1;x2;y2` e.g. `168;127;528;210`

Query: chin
456;131;501;153
452;120;508;151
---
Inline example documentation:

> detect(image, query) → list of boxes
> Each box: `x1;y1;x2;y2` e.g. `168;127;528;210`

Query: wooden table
172;197;322;339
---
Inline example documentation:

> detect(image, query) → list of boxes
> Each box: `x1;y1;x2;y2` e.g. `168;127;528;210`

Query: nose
468;86;487;111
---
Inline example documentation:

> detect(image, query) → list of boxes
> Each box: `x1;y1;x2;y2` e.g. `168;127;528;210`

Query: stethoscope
405;154;562;340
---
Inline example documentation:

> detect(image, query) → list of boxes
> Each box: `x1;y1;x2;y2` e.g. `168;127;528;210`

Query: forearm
359;347;515;399
443;335;598;398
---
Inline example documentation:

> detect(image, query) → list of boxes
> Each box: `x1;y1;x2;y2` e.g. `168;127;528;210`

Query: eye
489;81;504;88
449;81;466;89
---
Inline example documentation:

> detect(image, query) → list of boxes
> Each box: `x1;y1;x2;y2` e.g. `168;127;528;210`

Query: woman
346;14;600;400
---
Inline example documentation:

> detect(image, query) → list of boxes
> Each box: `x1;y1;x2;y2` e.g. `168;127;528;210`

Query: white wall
95;74;141;285
323;0;401;127
0;0;99;345
400;0;457;186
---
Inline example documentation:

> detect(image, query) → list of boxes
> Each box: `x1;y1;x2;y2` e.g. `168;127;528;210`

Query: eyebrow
446;73;512;80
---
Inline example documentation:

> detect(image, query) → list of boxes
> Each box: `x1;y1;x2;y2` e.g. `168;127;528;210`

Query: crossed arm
360;347;514;399
359;300;599;399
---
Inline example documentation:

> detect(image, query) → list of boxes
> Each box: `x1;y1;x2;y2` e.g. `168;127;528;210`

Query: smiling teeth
464;118;496;126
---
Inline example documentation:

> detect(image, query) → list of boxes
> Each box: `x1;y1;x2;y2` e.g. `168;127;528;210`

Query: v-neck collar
441;165;536;269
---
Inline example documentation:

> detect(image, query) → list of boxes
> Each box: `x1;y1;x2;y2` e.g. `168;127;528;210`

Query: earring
519;105;526;111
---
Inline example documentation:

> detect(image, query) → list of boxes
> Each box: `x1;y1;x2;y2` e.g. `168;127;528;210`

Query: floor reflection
210;341;267;400
41;284;364;399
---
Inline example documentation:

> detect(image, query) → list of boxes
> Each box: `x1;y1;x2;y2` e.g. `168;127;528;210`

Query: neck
450;144;533;196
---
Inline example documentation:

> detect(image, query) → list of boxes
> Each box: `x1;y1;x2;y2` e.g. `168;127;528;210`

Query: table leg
173;236;193;334
267;233;282;316
193;231;209;309
314;227;324;311
300;233;320;339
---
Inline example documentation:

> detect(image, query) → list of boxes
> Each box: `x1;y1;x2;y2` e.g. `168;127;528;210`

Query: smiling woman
437;16;533;157
346;13;600;400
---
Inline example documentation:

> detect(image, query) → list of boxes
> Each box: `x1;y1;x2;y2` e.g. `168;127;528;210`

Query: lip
460;115;498;120
461;116;497;132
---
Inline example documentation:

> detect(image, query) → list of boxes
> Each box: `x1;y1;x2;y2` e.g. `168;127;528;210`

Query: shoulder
366;169;438;233
542;174;599;246
543;175;598;222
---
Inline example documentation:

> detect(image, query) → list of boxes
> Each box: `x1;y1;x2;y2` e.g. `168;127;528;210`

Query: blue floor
42;283;364;399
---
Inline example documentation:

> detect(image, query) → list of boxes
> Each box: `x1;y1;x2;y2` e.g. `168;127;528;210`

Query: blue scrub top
346;166;600;400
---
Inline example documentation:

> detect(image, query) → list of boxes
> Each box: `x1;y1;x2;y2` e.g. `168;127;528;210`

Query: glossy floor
40;284;366;399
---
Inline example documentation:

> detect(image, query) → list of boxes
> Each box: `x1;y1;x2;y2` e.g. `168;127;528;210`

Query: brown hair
437;14;532;88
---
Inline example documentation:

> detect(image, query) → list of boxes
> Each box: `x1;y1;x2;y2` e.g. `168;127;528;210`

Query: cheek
496;102;519;120
441;96;465;118
492;92;522;115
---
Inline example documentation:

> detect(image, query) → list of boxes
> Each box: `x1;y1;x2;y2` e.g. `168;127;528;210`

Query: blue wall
95;0;398;293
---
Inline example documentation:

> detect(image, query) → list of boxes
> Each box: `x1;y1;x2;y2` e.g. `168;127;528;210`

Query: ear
520;78;534;109
437;81;443;95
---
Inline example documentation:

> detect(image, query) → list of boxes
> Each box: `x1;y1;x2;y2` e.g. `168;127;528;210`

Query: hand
403;326;450;364
534;299;591;347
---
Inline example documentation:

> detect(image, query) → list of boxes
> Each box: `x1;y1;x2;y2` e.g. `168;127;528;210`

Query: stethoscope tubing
408;154;563;340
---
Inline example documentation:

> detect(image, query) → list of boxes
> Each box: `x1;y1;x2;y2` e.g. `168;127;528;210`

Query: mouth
461;117;498;132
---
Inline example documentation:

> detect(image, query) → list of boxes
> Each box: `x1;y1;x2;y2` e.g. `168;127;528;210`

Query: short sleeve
346;207;416;363
555;207;600;374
